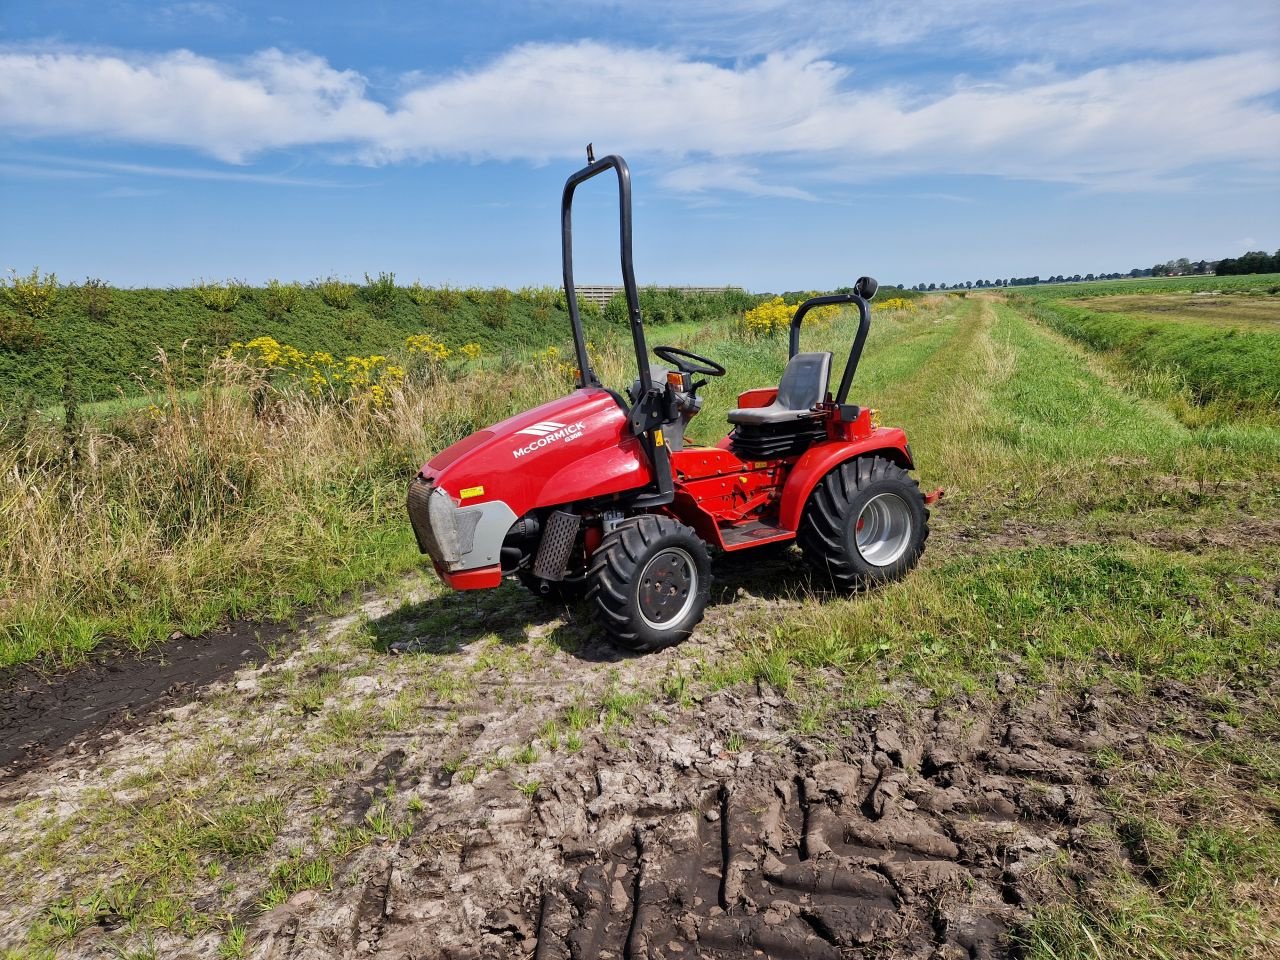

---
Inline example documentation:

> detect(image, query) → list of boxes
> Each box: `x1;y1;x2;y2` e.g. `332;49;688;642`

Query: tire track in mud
255;680;1128;960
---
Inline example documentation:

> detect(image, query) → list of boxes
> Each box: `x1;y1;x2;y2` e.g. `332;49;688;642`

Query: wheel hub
637;547;697;630
854;493;914;567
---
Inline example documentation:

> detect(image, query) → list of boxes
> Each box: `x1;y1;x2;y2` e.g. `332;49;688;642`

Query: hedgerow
1;281;753;405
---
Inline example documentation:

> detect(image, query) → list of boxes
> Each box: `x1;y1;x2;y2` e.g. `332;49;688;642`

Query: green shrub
317;277;356;310
433;285;461;311
0;309;44;351
263;279;301;321
77;278;113;324
481;287;511;329
363;271;397;317
518;286;559;310
602;287;756;326
602;293;628;325
194;279;246;313
5;267;58;319
406;281;430;306
0;282;748;404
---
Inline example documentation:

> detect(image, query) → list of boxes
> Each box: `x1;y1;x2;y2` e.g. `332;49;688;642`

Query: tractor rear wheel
799;456;928;590
588;515;711;652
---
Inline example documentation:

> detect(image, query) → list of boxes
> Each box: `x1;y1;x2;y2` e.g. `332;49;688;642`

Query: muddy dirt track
0;541;1245;959
272;694;1118;960
254;677;1143;960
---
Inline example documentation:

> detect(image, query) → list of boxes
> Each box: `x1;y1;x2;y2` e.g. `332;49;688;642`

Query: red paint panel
670;445;750;481
435;563;503;590
775;428;913;531
417;388;654;518
735;387;778;408
428;429;495;470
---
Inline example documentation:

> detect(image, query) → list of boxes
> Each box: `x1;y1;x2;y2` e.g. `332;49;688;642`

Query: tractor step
719;519;795;551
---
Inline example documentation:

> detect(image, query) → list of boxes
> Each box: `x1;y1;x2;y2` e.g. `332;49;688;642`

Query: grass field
1015;272;1280;299
1;288;1278;958
1064;293;1280;332
1010;275;1280;423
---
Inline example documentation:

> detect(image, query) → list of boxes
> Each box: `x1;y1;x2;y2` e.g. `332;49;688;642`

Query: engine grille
407;478;459;566
533;510;582;581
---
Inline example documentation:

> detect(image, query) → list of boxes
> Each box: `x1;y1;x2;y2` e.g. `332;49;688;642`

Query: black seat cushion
726;352;832;426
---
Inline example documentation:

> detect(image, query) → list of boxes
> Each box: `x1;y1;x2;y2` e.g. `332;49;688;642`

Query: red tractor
408;153;937;651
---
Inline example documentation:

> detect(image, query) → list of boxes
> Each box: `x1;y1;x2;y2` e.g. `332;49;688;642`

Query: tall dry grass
0;339;640;669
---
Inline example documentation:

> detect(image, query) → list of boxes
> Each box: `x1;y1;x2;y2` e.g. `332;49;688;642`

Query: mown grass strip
1016;297;1280;416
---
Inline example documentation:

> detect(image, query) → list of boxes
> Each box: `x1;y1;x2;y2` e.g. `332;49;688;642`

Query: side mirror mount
854;276;878;301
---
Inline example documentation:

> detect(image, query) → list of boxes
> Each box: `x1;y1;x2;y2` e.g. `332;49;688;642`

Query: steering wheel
653;345;726;378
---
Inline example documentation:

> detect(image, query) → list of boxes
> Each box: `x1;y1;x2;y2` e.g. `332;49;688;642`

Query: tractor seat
726;352;832;426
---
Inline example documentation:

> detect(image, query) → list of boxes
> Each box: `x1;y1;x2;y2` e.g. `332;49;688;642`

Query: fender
776;427;914;531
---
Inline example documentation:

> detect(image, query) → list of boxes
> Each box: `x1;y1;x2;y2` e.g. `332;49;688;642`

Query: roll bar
788;279;877;405
560;153;650;395
560;151;674;506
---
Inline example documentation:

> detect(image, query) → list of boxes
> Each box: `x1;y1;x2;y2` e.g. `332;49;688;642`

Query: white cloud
587;0;1280;61
660;163;817;200
0;42;1276;193
32;156;341;186
0;48;387;162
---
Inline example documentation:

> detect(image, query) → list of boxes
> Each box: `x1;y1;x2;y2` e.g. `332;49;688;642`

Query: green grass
1017;694;1280;959
702;294;1280;957
1015;296;1280;416
745;544;1279;695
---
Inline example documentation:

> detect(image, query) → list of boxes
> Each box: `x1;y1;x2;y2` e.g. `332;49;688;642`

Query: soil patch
0;617;288;776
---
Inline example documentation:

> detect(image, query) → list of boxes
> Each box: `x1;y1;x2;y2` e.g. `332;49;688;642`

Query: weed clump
77;277;113;324
317;276;356;310
4;267;58;319
363;271;397;317
194;279;246;313
263;279;301;321
1;268;56;349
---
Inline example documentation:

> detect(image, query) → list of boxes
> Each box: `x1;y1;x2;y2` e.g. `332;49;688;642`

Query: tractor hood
415;387;654;520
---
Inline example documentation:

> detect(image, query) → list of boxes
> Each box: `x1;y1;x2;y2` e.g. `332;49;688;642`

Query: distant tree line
907;248;1280;291
1215;250;1280;276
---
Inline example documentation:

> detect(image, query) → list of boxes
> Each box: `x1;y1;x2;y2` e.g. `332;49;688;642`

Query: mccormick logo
512;420;586;458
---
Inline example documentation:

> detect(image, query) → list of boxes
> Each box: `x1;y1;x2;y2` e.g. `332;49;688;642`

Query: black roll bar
560;154;650;395
787;292;872;406
560;152;674;506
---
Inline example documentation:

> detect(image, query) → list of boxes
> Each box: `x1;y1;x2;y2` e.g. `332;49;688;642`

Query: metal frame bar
561;154;649;395
787;293;873;405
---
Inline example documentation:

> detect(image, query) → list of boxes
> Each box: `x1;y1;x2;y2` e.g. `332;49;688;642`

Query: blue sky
1;1;1277;290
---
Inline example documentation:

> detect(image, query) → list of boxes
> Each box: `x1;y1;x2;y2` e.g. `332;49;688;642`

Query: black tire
516;568;589;604
588;515;711;652
798;456;929;590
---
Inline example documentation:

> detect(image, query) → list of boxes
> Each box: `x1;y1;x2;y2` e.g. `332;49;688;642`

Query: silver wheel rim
637;547;698;631
855;493;914;567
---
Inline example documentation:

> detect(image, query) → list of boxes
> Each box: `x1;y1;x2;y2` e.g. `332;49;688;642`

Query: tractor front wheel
799;456;929;590
588;515;711;652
